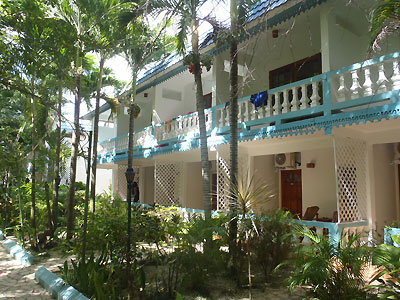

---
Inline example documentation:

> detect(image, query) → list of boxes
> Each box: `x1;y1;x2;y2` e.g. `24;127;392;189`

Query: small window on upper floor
269;53;322;89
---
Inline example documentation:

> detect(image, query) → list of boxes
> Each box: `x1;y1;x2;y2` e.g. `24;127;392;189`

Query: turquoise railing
98;51;400;164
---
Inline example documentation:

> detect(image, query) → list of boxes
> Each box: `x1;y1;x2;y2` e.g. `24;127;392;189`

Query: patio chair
302;206;319;220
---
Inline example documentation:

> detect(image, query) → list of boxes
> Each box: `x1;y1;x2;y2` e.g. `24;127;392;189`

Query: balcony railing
98;51;400;162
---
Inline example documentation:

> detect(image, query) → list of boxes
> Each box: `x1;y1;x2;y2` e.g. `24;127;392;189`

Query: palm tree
370;0;400;53
156;0;213;219
50;0;92;238
80;0;126;213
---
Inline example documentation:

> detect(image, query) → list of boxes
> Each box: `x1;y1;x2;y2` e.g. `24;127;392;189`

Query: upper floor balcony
98;51;400;164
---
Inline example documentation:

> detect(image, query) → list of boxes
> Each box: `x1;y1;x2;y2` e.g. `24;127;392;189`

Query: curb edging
35;266;90;300
1;236;34;266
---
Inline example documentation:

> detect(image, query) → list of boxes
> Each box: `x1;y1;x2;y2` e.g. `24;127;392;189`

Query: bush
248;209;294;282
285;227;378;300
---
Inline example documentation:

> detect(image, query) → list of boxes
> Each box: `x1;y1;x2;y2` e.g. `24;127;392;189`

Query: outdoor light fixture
125;167;135;185
272;29;278;38
25;177;30;184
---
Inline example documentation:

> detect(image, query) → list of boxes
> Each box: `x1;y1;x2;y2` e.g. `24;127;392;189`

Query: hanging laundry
250;90;268;108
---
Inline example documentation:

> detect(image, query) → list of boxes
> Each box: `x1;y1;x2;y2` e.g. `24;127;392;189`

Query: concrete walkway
0;240;66;300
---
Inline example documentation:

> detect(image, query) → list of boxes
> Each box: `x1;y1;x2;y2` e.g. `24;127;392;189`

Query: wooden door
281;169;302;216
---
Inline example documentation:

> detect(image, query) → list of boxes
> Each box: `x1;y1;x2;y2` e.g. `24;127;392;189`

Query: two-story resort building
83;0;400;240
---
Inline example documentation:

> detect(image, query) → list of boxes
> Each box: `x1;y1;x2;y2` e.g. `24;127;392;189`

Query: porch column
154;160;183;206
333;136;368;223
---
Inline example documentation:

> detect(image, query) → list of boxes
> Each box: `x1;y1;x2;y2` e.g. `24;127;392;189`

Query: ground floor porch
102;118;400;241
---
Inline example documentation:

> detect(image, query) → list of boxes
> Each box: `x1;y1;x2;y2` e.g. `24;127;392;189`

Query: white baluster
225;107;230;126
219;109;225;127
391;60;400;91
291;87;299;111
266;94;273;116
244;101;250;121
336;74;348;102
273;92;281;115
310;81;321;107
237;102;243;123
299;84;309;108
251;103;257;120
362;67;373;96
349;69;362;99
376;62;389;93
282;89;290;113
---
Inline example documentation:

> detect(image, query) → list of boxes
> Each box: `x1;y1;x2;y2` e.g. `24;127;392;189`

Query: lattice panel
334;137;367;222
117;165;140;201
217;152;230;211
155;162;182;206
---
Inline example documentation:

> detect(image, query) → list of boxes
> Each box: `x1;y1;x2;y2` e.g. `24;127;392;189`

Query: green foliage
368;235;400;299
369;0;400;52
59;252;120;299
285;227;377;300
248;209;294;281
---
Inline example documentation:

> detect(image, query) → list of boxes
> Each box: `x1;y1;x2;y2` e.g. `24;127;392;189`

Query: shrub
285;226;378;300
248;209;294;281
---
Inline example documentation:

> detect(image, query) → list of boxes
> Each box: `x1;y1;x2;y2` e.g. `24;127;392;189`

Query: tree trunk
31;84;37;248
52;83;62;231
229;0;239;277
82;130;93;261
67;42;82;239
90;56;105;213
191;17;211;220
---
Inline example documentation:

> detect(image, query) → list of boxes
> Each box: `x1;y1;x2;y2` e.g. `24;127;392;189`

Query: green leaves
369;0;400;52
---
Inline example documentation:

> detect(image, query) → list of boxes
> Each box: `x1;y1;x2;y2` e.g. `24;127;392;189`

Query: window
269;53;322;89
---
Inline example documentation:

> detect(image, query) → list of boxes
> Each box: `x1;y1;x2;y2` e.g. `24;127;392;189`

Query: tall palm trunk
191;18;211;219
90;56;105;213
229;0;239;276
52;83;62;231
126;71;137;286
31;85;37;247
67;40;82;239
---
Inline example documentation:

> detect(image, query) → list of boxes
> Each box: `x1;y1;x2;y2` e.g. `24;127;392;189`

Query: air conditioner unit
275;153;295;168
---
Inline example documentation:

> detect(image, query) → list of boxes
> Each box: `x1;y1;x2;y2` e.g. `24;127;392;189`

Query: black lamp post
54;174;61;229
125;167;135;272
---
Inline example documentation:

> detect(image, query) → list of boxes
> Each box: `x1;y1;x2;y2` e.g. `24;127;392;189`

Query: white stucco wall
97;125;115;141
252;155;279;212
142;166;155;205
373;143;397;233
301;148;337;219
183;162;204;209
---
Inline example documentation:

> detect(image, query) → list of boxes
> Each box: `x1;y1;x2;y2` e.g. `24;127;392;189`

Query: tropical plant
368;234;400;299
369;0;400;52
248;209;294;282
153;0;214;220
285;226;377;300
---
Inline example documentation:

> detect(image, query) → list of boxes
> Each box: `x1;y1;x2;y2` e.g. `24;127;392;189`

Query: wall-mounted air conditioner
275;153;295;168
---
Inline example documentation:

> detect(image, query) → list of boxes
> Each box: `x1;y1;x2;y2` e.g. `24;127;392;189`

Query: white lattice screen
217;152;230;211
117;165;140;201
334;137;367;222
154;161;182;206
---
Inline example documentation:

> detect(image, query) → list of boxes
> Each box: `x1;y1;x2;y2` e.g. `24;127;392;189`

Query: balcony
98;51;400;164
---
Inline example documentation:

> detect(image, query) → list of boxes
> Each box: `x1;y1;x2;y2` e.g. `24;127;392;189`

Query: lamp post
54;174;61;229
125;167;135;275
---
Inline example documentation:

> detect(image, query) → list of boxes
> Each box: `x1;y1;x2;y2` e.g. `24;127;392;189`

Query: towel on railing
250;90;268;108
